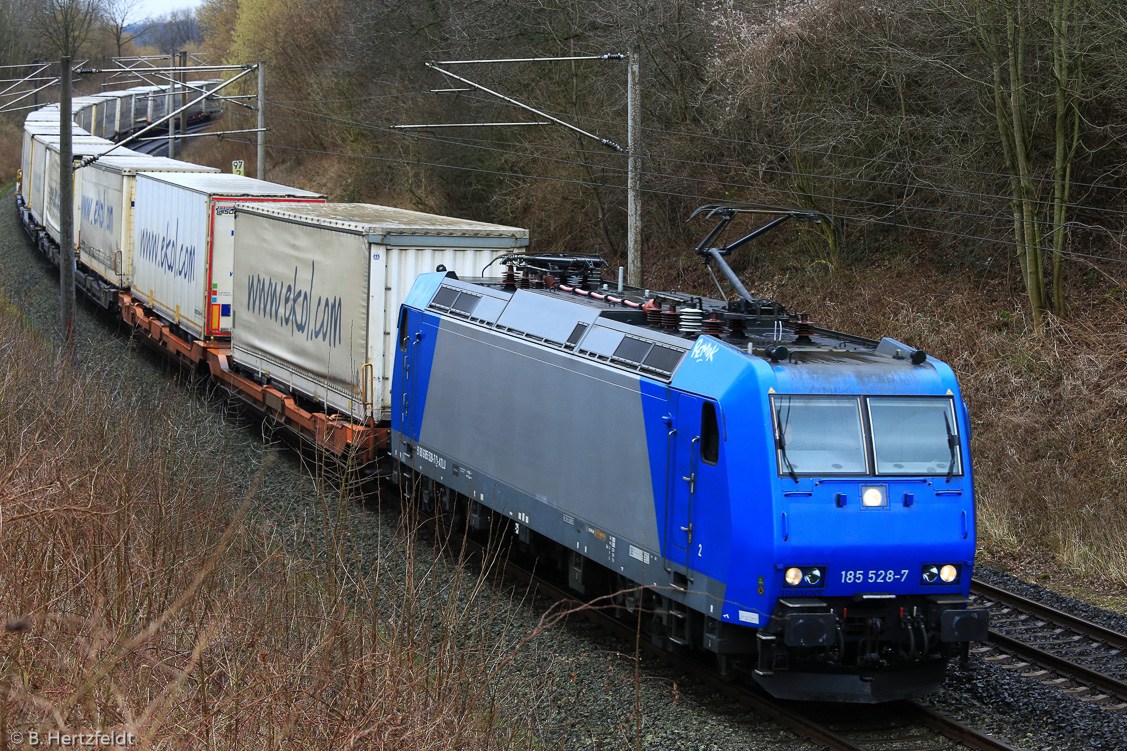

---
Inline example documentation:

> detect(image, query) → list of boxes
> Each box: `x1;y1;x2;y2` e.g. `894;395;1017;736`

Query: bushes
0;118;21;184
0;311;539;748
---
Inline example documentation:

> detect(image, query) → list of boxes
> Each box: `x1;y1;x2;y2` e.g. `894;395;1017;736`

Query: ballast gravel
5;190;1127;749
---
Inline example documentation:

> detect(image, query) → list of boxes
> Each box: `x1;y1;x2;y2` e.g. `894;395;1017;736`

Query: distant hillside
128;12;200;54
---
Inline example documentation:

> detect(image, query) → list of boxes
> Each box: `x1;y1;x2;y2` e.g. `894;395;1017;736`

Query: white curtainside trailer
98;90;134;139
77;156;220;292
27;134;118;230
87;95;115;138
231;203;529;423
72;97;103;134
131;86;162;128
24;107;62;123
19;122;90;210
43;141;144;246
27;134;109;221
131;173;325;341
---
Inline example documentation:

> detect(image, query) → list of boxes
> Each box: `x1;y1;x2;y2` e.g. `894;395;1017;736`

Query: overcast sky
133;0;203;22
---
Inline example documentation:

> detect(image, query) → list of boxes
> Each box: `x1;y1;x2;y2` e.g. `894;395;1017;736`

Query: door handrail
662;426;676;572
683;436;700;546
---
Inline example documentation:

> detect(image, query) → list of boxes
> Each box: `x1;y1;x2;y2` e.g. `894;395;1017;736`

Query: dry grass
0;120;22;184
752;253;1127;590
0;310;544;749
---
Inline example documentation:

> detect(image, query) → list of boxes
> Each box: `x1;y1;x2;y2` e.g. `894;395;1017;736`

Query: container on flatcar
19;122;90;212
199;80;224;118
27;134;116;229
130;86;162;128
147;87;182;125
99;92;121;138
77;156;220;293
86;95;116;138
230;203;529;423
24;106;62;122
72;97;105;135
42;140;143;246
183;80;220;120
98;90;135;139
130;173;325;342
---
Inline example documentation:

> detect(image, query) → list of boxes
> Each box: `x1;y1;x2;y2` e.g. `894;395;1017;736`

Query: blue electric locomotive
389;207;988;702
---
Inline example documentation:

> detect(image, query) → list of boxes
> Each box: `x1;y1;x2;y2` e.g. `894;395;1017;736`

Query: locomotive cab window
772;396;866;476
701;402;720;465
868;396;962;477
398;308;409;351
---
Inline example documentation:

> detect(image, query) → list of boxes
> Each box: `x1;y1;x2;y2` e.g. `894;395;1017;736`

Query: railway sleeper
1080;693;1111;703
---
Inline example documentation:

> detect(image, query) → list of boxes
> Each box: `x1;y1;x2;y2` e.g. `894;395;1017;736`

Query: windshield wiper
775;402;799;483
943;412;958;483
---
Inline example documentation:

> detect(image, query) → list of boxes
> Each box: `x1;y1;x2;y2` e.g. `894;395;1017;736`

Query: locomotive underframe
752;594;989;702
393;446;988;704
624;580;989;703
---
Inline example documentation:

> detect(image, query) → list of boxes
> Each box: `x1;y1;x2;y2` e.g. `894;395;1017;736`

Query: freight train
13;85;988;703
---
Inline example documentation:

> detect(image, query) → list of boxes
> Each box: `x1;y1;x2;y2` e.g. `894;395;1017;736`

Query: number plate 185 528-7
841;569;909;584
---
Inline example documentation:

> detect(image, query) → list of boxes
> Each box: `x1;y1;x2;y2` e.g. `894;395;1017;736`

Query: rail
972;579;1127;710
440;503;1024;751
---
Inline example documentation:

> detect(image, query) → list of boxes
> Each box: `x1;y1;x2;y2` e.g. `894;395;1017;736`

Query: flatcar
389;207;988;702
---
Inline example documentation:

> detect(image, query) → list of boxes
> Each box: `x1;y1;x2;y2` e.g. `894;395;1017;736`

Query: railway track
972;579;1127;711
435;514;1022;751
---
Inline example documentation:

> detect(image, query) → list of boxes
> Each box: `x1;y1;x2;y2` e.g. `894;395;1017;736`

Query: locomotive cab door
396;306;421;442
665;394;722;584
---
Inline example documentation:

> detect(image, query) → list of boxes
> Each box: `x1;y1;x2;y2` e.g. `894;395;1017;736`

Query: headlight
921;563;961;585
861;485;887;507
784;566;824;587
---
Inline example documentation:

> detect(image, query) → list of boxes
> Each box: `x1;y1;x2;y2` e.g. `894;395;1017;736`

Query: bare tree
102;0;142;57
1;0;42;67
36;0;102;58
149;7;199;55
936;0;1127;325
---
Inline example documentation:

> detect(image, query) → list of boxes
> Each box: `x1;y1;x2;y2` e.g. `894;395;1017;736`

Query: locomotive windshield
772;395;963;478
772;396;867;475
868;396;962;477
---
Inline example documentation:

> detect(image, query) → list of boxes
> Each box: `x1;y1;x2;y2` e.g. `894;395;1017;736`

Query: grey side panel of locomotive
417;317;661;548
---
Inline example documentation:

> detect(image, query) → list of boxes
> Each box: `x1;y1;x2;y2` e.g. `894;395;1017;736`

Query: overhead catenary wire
424;62;622;151
265;102;1127;238
254;137;1127;272
267;98;1124;222
506;95;1127;196
299;84;1035;189
269;90;435;104
253;134;1127;269
446;89;1127;209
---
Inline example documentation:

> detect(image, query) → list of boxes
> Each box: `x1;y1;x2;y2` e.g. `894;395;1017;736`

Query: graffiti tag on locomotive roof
691;337;719;363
